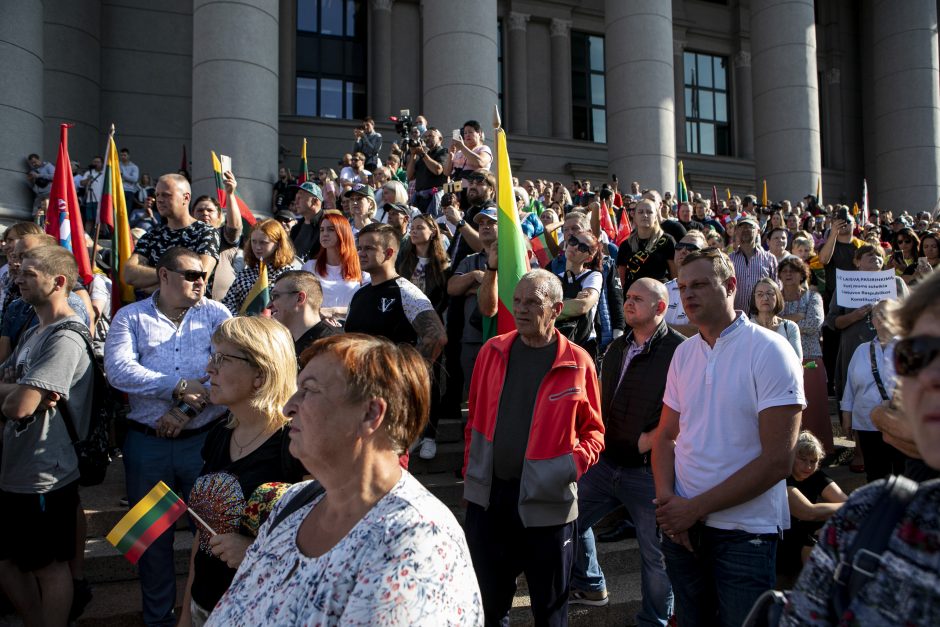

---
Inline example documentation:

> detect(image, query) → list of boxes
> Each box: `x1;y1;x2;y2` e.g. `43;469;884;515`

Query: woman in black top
615;198;677;292
179;317;305;625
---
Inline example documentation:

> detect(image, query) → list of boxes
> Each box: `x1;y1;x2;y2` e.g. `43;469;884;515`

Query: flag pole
186;507;218;537
492;105;501;201
92;123;115;266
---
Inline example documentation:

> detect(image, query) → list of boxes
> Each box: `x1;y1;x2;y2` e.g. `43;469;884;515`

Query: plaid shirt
730;246;778;311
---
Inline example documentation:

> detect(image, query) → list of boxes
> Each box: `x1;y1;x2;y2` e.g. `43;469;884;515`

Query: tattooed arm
411;310;447;362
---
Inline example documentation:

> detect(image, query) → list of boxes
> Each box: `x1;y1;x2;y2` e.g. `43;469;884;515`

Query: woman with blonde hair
615;198;677;291
222;219;299;315
318;168;340;210
375;179;409;223
179;317;306;626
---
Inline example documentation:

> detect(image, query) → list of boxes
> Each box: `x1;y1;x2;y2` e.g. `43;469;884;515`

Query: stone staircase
2;408;865;627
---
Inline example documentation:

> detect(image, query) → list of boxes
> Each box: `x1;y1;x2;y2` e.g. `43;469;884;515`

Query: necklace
231;425;271;457
156;293;190;326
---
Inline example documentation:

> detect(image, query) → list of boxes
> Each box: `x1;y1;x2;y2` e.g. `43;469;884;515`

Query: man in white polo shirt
652;248;804;627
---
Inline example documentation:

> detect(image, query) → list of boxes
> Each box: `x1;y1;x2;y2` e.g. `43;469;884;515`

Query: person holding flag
221;219;299;316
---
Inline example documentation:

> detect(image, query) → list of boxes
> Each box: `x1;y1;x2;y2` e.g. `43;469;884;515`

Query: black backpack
50;321;124;486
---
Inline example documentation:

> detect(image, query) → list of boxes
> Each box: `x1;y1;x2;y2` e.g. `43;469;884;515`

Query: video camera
389;109;422;149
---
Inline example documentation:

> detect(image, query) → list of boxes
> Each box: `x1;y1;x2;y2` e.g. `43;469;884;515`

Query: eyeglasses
515;196;524;201
894;336;940;377
675;242;701;251
566;237;592;253
209;351;254;368
167;268;207;282
270;290;299;300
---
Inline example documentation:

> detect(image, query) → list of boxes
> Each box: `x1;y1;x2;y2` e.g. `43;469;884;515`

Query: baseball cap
383;202;411;216
292;181;323;201
343;183;374;198
274;210;296;223
737;217;760;229
474;205;498;224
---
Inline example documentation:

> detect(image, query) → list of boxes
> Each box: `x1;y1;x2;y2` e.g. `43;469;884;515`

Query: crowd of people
3;115;939;626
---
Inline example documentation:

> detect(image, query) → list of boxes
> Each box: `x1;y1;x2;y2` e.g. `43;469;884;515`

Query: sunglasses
209;351;254;368
894;336;940;377
167;268;207;282
566;237;592;253
675;242;701;251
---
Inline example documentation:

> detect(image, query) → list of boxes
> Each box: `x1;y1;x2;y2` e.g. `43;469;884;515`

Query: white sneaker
418;438;437;460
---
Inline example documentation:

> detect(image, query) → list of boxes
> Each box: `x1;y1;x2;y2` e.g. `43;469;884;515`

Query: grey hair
514;186;530;206
520;269;563;305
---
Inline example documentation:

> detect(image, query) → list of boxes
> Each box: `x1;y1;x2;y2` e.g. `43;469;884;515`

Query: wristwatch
456;219;467;229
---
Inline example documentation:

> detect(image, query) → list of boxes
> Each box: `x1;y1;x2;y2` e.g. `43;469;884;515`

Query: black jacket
599;320;685;467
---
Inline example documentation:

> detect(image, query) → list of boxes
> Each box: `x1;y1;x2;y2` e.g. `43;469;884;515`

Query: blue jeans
124;429;208;627
661;525;777;627
572;456;673;626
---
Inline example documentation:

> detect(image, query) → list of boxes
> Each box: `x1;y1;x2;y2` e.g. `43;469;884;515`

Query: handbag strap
868;340;890;401
269;481;325;532
831;474;918;618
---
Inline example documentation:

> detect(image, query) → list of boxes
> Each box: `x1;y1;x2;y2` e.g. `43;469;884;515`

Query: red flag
615;204;632;246
711;185;720;213
45;124;93;286
598;199;617;242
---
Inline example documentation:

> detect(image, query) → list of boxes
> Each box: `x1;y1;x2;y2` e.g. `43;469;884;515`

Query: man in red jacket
463;268;605;626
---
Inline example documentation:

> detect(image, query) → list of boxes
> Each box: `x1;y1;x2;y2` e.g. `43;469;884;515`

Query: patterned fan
242;482;292;537
189;472;246;553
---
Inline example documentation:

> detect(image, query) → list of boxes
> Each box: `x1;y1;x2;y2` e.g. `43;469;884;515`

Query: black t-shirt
660;220;687;243
678;219;706;233
824;239;860;301
493;337;557;480
272;180;296;211
785;469;834;541
190;422;306;609
294;320;342;358
413;146;448;191
344;277;433;346
133;220;221;266
449;203;486;268
290;213;323;262
615;234;676;291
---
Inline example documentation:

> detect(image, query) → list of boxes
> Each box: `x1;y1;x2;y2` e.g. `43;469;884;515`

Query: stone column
422;0;498;136
751;0;821;202
673;36;686;153
0;1;43;219
507;12;529;135
605;0;675;192
192;0;279;217
370;0;393;119
43;0;101;163
550;18;573;139
872;0;940;211
278;0;296;116
733;50;754;159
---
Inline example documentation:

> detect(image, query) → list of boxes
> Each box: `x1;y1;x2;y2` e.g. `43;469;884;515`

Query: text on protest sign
836;269;897;308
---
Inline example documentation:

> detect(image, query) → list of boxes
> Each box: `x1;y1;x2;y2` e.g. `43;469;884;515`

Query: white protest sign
836;269;897;308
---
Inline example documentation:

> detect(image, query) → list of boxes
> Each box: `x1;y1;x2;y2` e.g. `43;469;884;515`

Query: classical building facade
2;0;939;220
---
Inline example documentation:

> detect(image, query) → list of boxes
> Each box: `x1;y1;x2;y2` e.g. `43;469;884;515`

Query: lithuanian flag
101;131;134;315
817;176;823;207
762;179;768;207
211;151;227;208
677;161;689;203
298;138;309;184
107;481;187;564
492;126;530;336
530;232;551;268
239;261;270;316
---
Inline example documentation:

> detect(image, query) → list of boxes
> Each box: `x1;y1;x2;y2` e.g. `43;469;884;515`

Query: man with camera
25;154;55;211
406;128;447;216
353;117;383;170
80;157;105;227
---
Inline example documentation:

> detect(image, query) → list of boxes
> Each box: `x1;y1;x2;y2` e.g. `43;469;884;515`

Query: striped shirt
104;292;231;429
730;246;779;311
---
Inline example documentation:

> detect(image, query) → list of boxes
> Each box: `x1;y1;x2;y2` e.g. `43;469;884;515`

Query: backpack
50;321;125;486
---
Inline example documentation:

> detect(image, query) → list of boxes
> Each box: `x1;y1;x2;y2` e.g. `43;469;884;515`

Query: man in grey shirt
0;245;93;627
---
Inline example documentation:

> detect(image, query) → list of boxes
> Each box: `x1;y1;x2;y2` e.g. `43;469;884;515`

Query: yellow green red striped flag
493;126;530;336
239;261;270;316
211;151;227;208
107;481;187;564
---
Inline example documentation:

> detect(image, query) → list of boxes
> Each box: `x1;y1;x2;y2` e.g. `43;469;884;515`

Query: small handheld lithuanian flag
239;261;270;316
107;481;187;564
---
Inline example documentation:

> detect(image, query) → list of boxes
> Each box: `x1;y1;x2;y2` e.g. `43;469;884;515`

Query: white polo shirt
841;339;896;432
663;313;806;534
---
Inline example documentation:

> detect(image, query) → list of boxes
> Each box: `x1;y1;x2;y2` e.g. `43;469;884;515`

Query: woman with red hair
301;210;367;319
222;219;299;315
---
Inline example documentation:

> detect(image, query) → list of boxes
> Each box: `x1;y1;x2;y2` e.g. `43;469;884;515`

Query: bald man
569;278;685;624
124;173;220;293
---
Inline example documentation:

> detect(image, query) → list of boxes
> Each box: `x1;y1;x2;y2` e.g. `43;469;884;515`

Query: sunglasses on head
894;336;940;377
675;242;701;251
566;237;592;253
167;268;207;282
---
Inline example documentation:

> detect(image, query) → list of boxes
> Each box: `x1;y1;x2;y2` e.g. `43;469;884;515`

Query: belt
126;418;219;439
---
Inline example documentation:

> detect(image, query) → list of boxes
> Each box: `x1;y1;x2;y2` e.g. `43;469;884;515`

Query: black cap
383;202;410;216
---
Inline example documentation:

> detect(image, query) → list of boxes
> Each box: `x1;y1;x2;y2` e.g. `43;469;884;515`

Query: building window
571;32;606;143
296;0;366;119
684;52;730;156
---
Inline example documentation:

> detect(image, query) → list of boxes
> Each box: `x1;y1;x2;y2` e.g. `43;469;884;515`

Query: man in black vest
568;278;684;625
